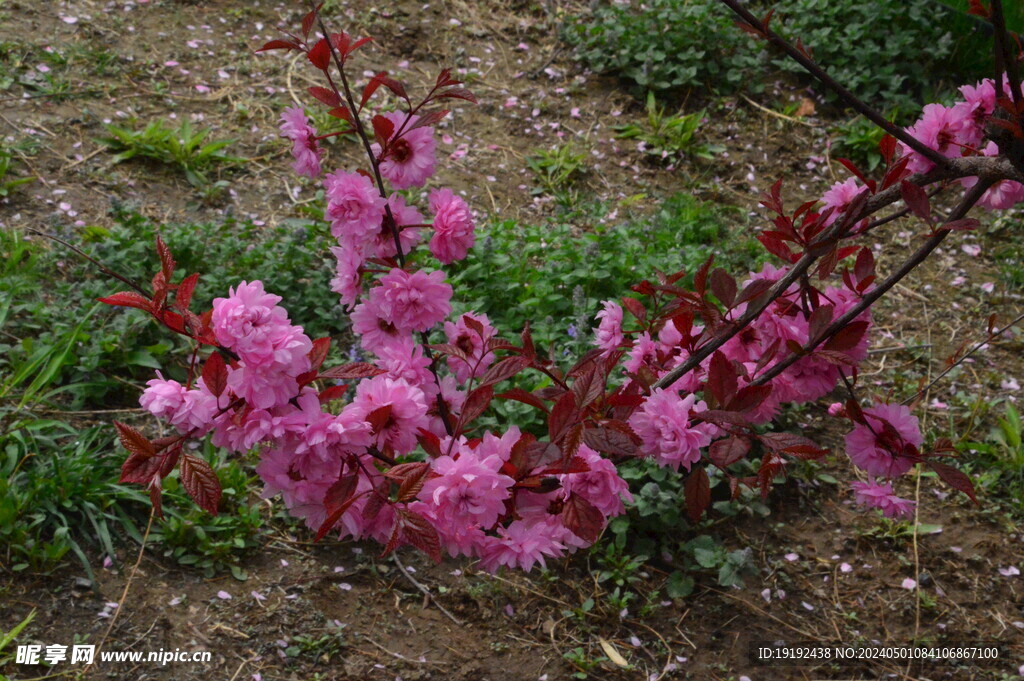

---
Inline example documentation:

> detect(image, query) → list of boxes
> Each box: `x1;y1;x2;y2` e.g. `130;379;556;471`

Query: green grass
100;119;245;187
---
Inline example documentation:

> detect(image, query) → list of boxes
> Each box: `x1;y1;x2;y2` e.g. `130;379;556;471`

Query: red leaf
371;114;395;145
344;36;373;58
496;388;550;413
927;461;978;504
571;364;605;410
824;321;869;353
308;86;341;108
98;291;152;313
328;106;353;123
386;461;431;502
406;108;449;131
417;429;443;458
459;385;493;429
561;493;604;543
900;180;932;224
201;352;228;397
307;38;331;70
301;6;320;37
684;467;711;522
395;508;442;563
366;405;393;433
308;337;331;373
479;356;530;387
562;423;584;458
707;352;738;406
316;472;360;541
179;454;221;515
318;385;348;403
879;134;897;164
319;362;386;379
256;40;301;53
727;384;772;413
758;432;828;458
548;391;578;443
710;268;737;308
620;296;647;322
360;72;388;109
114;421;155;459
708;436;751;467
433;87;478;104
174;273;200;312
581;425;638;456
120;452;163;485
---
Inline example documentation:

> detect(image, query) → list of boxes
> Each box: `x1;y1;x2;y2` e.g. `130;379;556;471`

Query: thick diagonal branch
717;0;950;169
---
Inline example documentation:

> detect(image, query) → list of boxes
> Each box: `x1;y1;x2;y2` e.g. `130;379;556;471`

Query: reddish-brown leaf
927;461;978;504
548;391;578;443
256;39;302;53
581;425;638;456
308;86;341;108
900;180;932;224
620;296;647;322
496;387;549;413
201;352;228;397
459;385;494;429
561;493;604;543
708;436;751;467
179;454;221;516
114;421;155;459
319;362;386;379
684;467;711;522
98;291;152;313
307;37;331;70
479;356;530;387
386;462;431;502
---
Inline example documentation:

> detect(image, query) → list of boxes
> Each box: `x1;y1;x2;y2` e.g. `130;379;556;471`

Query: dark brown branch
717;0;951;169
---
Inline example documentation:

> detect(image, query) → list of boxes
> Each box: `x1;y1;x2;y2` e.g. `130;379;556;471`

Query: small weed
615;92;721;162
964;404;1024;514
831;115;889;172
526;144;586;206
0;148;34;198
100;119;244;186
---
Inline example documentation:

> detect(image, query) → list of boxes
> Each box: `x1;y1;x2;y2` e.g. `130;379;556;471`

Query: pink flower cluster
279;107;323;179
898;78;1024;209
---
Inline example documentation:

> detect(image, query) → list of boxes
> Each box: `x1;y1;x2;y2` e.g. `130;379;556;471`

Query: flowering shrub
95;1;1024;571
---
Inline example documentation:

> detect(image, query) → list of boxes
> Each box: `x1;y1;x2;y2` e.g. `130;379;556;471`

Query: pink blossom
372;193;423;259
140;375;186;420
170;381;221;433
424;375;465;438
371;111;436;189
351;376;429;454
419;443;514;527
628;389;715;471
324;171;387;244
845;402;922;478
329;245;364;306
367;268;452;333
961;142;1024;210
374;334;434;387
593;301;624;354
212;280;290;360
899;103;971;174
624;331;658;375
428;188;475;264
850;481;916;518
559;445;632;517
478;519;566;572
350;301;402;354
279;106;322;178
443;312;496;383
820;177;869;231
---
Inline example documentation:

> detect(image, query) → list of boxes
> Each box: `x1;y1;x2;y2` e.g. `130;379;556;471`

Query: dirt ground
1;0;1024;679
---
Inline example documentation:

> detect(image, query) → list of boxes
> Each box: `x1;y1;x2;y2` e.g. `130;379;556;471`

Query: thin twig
391;552;463;625
901;310;1024;405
